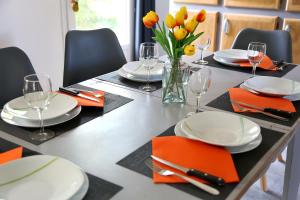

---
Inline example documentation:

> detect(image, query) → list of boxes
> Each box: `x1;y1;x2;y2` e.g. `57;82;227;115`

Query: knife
59;87;100;103
151;155;225;186
233;100;294;119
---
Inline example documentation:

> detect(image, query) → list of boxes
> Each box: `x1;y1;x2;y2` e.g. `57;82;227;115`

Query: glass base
29;129;55;141
139;85;156;92
194;60;208;65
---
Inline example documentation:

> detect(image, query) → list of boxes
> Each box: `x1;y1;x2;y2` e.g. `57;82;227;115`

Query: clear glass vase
162;58;189;104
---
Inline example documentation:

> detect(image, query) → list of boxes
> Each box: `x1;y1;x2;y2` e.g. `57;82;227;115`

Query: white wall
0;0;69;89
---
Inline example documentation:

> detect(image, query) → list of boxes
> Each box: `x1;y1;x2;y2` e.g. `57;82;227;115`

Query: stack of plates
0;155;88;200
118;61;164;82
175;111;262;154
213;49;248;67
242;76;300;97
1;93;81;127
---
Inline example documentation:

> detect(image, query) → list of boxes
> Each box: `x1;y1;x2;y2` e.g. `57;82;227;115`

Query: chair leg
260;175;267;192
277;154;286;164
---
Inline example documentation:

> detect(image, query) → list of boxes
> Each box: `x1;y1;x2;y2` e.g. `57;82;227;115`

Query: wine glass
23;74;55;141
194;36;211;65
139;42;159;92
187;67;212;116
247;42;266;76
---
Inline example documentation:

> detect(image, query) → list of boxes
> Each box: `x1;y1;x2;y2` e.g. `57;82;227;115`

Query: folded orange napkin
228;88;296;113
152;136;239;184
234;56;275;71
0;146;23;165
58;90;105;107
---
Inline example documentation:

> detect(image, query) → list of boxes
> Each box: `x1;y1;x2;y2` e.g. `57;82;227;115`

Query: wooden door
187;11;219;51
220;14;278;49
283;18;300;63
173;0;218;5
224;0;280;9
286;0;300;12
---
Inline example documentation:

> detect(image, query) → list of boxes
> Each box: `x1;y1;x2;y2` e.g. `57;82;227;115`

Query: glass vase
162;58;189;104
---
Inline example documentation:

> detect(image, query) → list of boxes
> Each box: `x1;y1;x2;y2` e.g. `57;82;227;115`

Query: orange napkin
58;90;105;107
228;88;296;113
234;56;275;71
0;146;23;165
152;136;239;184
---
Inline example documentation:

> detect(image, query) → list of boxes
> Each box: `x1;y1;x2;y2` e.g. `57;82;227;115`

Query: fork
67;88;103;98
145;158;220;195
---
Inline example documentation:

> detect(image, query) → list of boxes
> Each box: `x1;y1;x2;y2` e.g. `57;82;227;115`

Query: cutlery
145;158;220;195
231;100;289;121
59;87;100;103
151;155;225;186
67;88;103;98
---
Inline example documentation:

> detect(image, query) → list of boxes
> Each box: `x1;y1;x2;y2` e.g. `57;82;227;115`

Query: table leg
282;129;300;200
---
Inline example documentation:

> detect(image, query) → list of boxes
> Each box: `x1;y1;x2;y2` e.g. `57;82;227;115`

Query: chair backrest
63;28;127;87
0;47;35;108
231;28;292;63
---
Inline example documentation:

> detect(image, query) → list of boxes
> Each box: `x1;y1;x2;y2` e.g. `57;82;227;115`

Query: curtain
133;0;155;61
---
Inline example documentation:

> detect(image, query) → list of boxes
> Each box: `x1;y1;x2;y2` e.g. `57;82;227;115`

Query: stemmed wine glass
247;42;266;76
194;36;211;65
187;67;212;116
23;74;55;141
139;42;159;92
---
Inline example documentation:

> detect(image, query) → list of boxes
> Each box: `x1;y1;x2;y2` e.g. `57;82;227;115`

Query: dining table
0;53;300;200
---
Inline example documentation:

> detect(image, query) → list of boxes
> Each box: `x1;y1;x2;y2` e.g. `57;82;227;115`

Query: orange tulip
143;11;159;28
196;9;206;23
184;45;196;56
185;17;198;33
175;11;185;26
174;28;187;41
165;14;176;29
180;6;188;20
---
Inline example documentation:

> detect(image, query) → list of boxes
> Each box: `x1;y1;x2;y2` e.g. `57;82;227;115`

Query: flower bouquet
143;7;206;103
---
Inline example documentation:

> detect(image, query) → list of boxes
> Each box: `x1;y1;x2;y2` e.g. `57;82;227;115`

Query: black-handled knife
151;155;225;186
59;87;100;103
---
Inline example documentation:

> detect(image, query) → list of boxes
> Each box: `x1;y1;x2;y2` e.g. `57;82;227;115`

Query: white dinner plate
213;55;241;67
0;155;84;200
4;93;77;121
214;49;248;63
1;106;81;128
174;119;262;154
70;170;89;200
118;68;162;82
244;76;300;96
180;111;261;147
121;61;163;79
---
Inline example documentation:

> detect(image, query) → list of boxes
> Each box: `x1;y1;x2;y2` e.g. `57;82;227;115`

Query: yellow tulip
143;11;159;28
179;6;188;19
196;9;206;23
174;28;187;41
184;45;196;56
185;17;198;33
165;14;176;29
175;11;185;26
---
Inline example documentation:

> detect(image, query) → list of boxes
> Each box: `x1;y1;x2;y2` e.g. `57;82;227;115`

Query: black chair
63;28;127;87
231;28;292;63
0;47;35;108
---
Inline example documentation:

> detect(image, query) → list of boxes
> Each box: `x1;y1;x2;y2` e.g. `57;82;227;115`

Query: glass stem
252;63;257;77
146;66;150;88
200;49;204;61
38;109;45;134
196;94;201;113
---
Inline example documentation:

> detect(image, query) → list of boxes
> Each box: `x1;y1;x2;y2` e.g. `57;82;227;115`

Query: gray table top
1;61;299;200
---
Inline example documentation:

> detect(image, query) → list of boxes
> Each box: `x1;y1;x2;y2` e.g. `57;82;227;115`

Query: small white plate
4;93;77;121
180;111;260;147
122;61;163;79
174;119;262;154
0;155;84;200
213;55;241;67
244;76;300;96
1;106;81;128
214;49;248;63
118;68;162;82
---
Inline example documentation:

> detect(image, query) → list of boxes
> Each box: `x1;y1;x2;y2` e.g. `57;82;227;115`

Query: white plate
214;49;248;63
118;68;162;82
244;76;300;96
71;170;89;200
122;61;163;79
180;111;261;147
4;93;77;121
213;55;241;67
0;155;84;200
1;106;81;128
174;119;262;154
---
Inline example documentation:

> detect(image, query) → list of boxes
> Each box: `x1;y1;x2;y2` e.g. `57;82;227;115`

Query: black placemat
0;85;133;145
0;137;123;200
117;126;284;200
205;55;297;77
206;91;300;127
96;71;162;91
